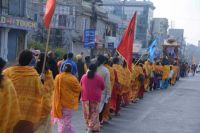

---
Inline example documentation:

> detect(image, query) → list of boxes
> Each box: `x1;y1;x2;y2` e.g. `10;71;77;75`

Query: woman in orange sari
3;50;43;133
0;58;20;133
110;57;123;116
35;53;54;133
52;63;81;133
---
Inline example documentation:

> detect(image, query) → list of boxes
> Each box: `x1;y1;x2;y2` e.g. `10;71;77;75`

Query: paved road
54;74;200;133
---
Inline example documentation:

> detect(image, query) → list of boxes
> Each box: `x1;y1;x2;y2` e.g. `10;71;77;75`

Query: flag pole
42;28;51;75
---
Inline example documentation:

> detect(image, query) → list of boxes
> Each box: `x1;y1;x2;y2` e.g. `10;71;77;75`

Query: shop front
0;15;36;62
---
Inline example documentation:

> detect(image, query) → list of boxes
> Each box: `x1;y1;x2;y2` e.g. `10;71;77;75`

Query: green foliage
28;41;67;59
52;48;67;59
28;42;46;52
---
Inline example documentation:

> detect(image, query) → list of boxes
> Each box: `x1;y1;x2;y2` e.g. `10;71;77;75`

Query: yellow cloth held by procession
171;65;178;84
3;66;43;124
129;64;137;101
0;77;21;133
143;61;151;91
112;64;124;95
122;67;131;94
132;65;144;100
162;65;170;80
52;72;81;118
41;70;54;118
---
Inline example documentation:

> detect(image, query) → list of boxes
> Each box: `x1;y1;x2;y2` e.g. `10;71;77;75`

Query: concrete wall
9;0;26;17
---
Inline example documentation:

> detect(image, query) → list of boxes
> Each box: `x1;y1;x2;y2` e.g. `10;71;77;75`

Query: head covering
76;54;82;60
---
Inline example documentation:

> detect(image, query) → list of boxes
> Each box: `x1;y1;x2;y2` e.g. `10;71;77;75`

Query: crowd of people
0;49;182;133
180;62;198;77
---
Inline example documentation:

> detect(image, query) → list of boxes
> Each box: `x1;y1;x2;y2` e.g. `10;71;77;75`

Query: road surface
53;74;200;133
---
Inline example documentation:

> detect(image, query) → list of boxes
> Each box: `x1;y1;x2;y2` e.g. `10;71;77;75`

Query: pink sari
82;101;100;132
53;108;76;133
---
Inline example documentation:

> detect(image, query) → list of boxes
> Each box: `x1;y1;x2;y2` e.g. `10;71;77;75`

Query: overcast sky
150;0;200;45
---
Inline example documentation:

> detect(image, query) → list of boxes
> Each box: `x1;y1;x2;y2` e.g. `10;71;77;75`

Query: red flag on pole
117;12;137;72
44;0;56;29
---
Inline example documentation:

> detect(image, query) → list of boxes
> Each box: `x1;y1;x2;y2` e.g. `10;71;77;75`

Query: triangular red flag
44;0;56;29
117;12;137;72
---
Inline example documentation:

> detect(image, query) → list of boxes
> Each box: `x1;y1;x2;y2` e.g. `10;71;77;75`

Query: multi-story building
31;0;121;56
0;0;36;62
151;18;168;44
168;29;184;45
101;0;155;48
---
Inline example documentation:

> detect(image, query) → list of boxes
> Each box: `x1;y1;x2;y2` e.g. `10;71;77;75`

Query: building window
1;0;9;15
34;14;38;22
58;15;67;27
69;7;73;15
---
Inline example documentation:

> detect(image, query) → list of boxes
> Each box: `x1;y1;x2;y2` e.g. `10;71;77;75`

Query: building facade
101;0;155;48
151;18;168;44
31;0;120;56
0;0;36;62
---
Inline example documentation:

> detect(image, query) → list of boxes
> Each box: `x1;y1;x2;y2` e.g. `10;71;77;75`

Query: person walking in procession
52;63;81;133
81;64;105;133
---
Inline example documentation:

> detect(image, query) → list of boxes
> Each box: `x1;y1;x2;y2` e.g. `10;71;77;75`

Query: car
196;64;200;73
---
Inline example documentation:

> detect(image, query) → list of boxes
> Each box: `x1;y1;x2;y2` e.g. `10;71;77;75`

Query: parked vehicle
196;64;200;73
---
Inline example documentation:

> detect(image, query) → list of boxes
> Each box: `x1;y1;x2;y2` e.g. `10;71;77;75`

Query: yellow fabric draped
52;72;81;118
162;65;170;80
132;65;144;101
41;70;54;118
129;64;137;101
112;64;124;95
112;64;124;85
122;67;131;93
3;66;43;124
144;61;150;91
171;65;178;85
0;77;20;133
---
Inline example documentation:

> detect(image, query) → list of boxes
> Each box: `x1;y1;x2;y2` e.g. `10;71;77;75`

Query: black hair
113;57;119;64
64;63;72;73
123;60;127;68
19;50;33;66
68;53;74;59
104;57;109;64
63;54;68;60
0;58;6;87
87;64;97;79
35;53;49;74
85;56;90;62
96;55;105;67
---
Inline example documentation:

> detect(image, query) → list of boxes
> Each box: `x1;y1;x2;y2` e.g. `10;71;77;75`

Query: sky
150;0;200;45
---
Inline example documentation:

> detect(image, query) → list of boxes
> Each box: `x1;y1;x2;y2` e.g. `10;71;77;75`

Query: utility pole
89;0;98;58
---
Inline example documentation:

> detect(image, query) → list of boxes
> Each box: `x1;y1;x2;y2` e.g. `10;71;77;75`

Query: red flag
117;12;137;72
44;0;56;29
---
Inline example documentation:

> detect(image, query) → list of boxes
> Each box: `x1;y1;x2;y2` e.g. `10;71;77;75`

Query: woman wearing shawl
3;50;43;133
34;53;54;133
52;63;81;133
110;57;123;116
0;58;20;133
81;64;105;133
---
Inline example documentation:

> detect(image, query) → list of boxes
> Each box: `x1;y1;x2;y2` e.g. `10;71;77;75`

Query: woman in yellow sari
34;53;54;133
3;50;44;133
0;58;20;133
52;63;81;133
